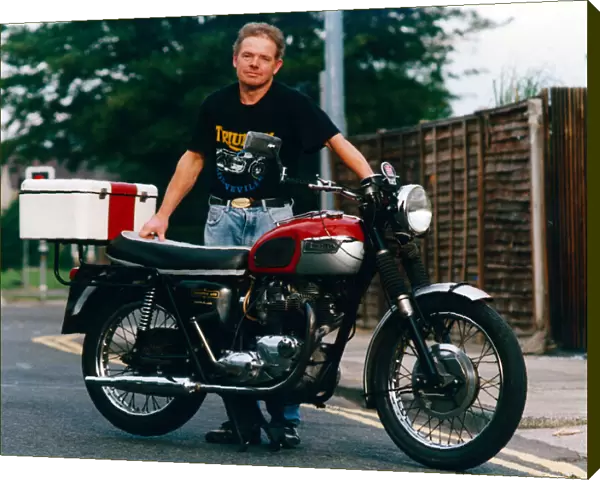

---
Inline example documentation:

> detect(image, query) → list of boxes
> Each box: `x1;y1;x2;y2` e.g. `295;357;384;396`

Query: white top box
19;178;158;243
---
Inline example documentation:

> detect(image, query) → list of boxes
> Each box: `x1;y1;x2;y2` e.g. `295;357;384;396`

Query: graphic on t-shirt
214;125;275;194
216;150;266;179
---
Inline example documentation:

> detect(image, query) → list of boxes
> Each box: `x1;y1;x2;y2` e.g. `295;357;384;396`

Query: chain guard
121;328;189;374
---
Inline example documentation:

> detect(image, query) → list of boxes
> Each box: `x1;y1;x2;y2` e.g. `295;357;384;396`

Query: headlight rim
395;184;432;236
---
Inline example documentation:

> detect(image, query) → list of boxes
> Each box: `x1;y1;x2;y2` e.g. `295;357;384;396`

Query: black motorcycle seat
105;231;250;275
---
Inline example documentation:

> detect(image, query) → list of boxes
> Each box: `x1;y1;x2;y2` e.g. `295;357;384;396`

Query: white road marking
325;405;587;478
303;404;586;478
31;334;587;478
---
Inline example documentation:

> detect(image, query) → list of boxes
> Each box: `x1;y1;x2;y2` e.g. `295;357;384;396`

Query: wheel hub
411;343;479;419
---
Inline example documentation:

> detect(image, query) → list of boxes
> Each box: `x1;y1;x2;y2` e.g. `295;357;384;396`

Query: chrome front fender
361;282;492;408
413;282;492;302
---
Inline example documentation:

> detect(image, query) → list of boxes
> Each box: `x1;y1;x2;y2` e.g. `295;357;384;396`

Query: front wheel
82;300;206;436
373;293;527;471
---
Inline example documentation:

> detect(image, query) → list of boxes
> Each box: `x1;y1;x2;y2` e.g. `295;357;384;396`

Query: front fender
412;282;492;303
362;282;492;408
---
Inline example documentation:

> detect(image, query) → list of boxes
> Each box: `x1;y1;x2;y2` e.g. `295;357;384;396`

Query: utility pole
325;10;347;137
319;71;333;210
320;10;347;211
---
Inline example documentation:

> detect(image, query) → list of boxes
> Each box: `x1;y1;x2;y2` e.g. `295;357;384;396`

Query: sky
0;0;589;140
445;0;587;115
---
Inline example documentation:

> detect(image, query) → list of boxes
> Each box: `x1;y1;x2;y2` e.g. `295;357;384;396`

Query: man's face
233;35;283;88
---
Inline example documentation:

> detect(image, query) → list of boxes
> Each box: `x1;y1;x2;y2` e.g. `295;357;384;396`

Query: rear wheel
82;300;206;436
373;294;527;471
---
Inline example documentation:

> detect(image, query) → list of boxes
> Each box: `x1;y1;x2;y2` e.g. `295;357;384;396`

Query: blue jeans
204;199;301;426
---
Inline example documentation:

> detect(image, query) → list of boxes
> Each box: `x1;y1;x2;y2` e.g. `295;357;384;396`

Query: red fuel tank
248;211;365;275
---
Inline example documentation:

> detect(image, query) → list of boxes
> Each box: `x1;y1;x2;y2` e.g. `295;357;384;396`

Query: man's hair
233;22;286;59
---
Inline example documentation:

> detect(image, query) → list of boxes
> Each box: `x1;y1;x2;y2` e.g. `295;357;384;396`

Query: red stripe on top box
108;182;138;239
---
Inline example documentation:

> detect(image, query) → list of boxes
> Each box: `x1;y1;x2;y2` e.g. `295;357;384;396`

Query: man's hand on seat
139;214;169;241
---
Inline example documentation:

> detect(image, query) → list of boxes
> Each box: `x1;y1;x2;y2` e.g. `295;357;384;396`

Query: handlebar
307;181;363;201
281;169;363;202
237;149;387;204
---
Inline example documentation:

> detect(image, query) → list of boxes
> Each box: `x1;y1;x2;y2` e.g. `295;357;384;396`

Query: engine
215;335;303;384
214;279;344;386
255;279;344;330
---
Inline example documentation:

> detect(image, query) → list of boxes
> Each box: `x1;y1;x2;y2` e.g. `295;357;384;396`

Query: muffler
84;300;318;398
85;375;198;396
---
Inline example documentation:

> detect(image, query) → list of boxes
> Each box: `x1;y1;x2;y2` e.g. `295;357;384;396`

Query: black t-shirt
187;81;340;199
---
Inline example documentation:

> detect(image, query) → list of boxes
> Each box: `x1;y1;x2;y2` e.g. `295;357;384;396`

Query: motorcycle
52;132;527;471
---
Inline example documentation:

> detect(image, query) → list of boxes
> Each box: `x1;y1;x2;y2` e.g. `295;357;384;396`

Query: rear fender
61;268;150;335
362;282;492;408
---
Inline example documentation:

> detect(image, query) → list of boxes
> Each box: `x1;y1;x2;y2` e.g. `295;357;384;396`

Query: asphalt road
1;304;587;478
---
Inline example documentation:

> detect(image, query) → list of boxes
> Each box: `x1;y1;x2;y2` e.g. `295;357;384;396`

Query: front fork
369;228;443;388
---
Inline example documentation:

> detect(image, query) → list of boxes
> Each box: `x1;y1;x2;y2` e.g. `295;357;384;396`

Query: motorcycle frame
51;178;454;401
51;234;380;402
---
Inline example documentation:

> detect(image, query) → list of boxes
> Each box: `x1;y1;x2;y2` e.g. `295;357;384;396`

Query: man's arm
156;150;205;219
326;133;375;180
293;91;373;180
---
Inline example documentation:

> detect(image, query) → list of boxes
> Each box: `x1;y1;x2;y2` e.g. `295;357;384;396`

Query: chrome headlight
395;185;432;236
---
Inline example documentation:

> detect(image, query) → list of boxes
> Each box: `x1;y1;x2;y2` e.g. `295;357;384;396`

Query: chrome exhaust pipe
85;375;198;396
84;300;318;397
84;375;290;396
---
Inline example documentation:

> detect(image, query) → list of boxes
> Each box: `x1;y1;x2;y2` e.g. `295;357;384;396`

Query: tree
492;65;561;106
1;9;506;241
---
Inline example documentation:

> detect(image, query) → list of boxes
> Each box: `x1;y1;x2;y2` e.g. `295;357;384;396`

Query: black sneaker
205;421;262;445
282;423;301;448
265;421;301;449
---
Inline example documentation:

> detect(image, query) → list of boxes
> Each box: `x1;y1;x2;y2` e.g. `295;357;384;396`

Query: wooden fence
541;87;587;351
333;89;587;353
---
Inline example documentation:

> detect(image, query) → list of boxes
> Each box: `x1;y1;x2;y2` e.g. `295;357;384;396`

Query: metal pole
39;240;47;301
22;239;29;289
319;71;333;210
325;10;347;137
322;10;347;211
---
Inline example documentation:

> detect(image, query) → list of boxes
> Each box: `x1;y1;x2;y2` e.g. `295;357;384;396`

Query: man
139;22;375;447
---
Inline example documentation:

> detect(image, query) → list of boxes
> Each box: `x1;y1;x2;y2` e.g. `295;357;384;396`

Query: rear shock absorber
138;288;157;332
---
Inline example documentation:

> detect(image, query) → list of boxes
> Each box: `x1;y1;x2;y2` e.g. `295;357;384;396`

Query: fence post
477;115;486;290
461;120;469;282
419;125;428;269
448;125;455;281
528;98;550;349
432;127;439;282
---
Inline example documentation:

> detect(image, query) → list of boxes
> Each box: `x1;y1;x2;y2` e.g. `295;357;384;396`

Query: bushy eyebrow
240;50;275;61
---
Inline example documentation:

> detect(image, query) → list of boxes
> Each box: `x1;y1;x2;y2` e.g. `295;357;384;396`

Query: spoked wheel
373;294;527;471
82;300;205;436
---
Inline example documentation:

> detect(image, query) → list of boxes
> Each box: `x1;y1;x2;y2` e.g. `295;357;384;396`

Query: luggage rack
50;239;159;289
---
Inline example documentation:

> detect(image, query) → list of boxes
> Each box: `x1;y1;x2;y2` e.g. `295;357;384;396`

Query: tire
82;300;206;437
373;293;527;471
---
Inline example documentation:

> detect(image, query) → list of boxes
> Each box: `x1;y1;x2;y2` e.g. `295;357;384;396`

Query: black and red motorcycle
54;132;527;471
